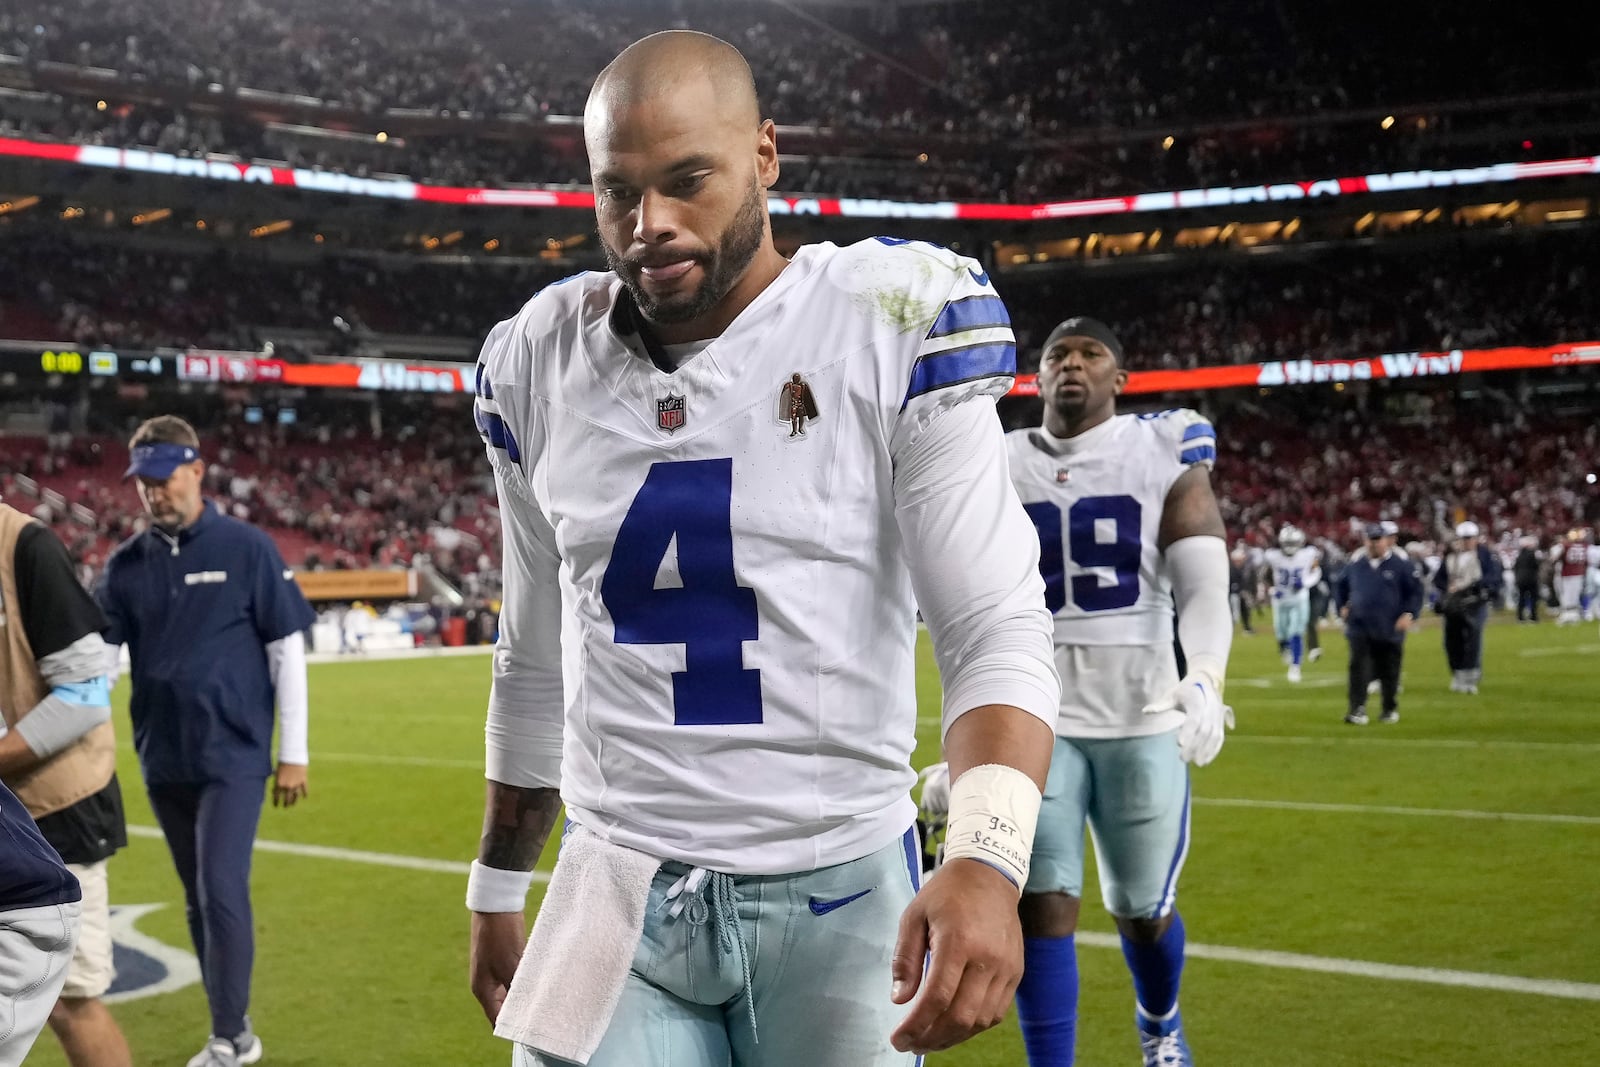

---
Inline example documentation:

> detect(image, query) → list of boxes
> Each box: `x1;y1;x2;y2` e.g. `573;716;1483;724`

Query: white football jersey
475;238;1058;875
1005;409;1214;736
1263;546;1322;607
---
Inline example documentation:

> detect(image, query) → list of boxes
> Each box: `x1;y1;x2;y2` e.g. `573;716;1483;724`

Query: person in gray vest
0;501;131;1067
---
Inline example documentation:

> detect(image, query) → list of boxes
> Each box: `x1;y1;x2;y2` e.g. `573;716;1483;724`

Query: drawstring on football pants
661;867;759;1044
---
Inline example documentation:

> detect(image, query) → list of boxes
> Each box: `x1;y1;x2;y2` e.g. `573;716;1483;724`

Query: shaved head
587;31;761;136
583;31;783;342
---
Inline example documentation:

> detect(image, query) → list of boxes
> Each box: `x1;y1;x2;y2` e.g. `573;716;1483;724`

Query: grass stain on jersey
859;285;943;334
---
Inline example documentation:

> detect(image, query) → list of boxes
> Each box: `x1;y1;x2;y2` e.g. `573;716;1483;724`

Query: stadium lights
1162;136;1175;150
96;100;107;111
0;196;40;215
131;208;172;226
195;218;208;230
483;238;500;251
376;131;389;143
917;153;929;163
1381;115;1395;130
60;205;85;220
314;233;325;243
1587;473;1596;484
249;220;292;238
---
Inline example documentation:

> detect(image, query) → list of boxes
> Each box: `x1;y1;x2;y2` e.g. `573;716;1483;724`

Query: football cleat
1379;709;1400;724
1345;708;1369;725
1137;1007;1194;1067
1287;664;1302;683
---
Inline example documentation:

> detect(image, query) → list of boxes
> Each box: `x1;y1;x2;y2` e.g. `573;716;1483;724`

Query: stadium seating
3;0;1595;200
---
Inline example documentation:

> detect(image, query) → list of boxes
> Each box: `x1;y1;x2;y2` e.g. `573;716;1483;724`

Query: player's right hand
1144;672;1234;766
469;910;526;1025
890;857;1023;1055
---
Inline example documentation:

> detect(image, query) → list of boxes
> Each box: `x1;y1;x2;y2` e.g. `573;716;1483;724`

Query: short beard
604;180;766;326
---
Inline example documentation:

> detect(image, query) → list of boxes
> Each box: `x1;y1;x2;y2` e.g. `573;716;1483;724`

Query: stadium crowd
3;386;1594;600
3;227;1594;370
2;0;1595;201
0;404;500;592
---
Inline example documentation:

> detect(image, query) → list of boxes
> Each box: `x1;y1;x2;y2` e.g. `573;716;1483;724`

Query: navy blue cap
124;442;199;480
1364;522;1386;540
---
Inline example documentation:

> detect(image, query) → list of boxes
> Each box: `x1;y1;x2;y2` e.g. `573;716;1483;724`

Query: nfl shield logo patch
657;394;686;433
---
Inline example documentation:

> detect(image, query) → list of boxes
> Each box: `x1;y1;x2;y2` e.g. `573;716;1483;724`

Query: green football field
29;619;1600;1066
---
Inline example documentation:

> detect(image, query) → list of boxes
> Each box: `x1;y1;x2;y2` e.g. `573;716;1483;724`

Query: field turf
28;618;1600;1066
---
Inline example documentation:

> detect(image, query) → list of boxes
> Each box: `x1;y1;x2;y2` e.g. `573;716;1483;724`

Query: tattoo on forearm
478;782;562;871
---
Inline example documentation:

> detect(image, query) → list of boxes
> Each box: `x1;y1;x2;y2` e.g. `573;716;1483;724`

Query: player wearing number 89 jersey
465;31;1059;1067
1000;317;1235;1067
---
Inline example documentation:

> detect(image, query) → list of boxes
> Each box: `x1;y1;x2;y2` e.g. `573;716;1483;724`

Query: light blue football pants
1273;595;1310;646
516;828;924;1067
1025;731;1191;919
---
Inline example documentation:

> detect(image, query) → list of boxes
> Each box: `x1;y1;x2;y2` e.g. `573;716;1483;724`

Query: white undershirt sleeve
1166;535;1234;686
266;631;309;764
892;395;1060;737
483;460;566;789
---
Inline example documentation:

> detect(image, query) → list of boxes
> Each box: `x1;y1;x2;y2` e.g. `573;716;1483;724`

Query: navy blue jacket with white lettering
1333;548;1424;642
95;502;314;784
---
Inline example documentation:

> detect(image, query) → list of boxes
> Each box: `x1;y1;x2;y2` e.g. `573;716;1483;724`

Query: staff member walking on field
0;500;132;1067
1333;522;1423;725
94;416;316;1067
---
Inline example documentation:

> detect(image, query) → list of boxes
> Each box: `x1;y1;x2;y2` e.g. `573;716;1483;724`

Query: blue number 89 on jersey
1023;494;1142;613
600;459;763;726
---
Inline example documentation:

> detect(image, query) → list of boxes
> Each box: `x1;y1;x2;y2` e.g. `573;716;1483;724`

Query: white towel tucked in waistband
493;825;662;1064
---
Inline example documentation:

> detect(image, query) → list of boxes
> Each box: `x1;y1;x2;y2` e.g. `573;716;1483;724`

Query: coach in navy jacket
1333;524;1424;724
95;416;314;1067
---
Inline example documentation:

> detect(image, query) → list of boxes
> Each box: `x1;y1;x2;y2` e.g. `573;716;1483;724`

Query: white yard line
1232;735;1600;753
1074;932;1600;1002
120;826;1598;1002
127;824;550;881
1195;796;1600;826
1518;643;1600;657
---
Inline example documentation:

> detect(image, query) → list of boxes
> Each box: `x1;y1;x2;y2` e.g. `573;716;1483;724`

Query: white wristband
465;859;535;913
940;763;1043;891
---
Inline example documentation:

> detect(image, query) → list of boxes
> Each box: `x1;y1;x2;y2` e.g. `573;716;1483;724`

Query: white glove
916;762;950;817
1143;670;1234;766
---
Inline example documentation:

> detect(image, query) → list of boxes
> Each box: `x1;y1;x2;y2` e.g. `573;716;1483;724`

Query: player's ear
1112;367;1130;396
756;119;779;190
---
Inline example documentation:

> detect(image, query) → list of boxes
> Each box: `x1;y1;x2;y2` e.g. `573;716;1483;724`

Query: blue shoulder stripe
903;342;1015;407
1180;444;1217;465
1181;421;1214;443
926;295;1011;339
475;362;494;401
474;405;522;463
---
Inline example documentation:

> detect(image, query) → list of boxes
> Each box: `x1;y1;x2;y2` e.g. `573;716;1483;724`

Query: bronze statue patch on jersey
776;372;819;437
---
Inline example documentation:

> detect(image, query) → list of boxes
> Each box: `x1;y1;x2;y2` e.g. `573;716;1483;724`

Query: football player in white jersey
1262;526;1322;683
464;32;1060;1067
997;317;1233;1067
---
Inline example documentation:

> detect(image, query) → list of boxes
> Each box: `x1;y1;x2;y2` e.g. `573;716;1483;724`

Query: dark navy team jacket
96;503;315;784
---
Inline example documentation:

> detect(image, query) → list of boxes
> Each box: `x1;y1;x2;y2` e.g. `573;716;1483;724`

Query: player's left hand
889;857;1023;1055
1144;672;1234;766
272;762;309;807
